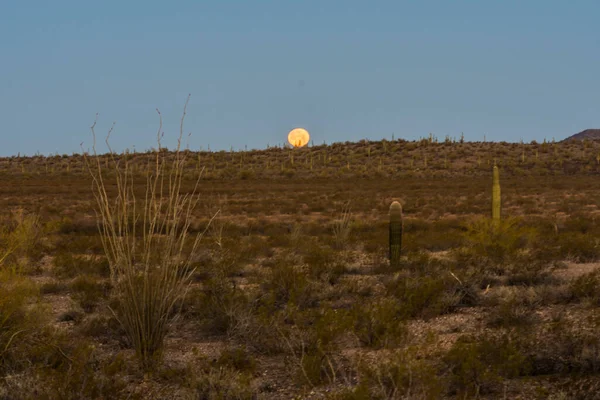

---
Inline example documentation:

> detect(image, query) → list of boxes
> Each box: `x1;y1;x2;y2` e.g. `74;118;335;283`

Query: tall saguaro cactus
389;201;403;268
492;165;501;223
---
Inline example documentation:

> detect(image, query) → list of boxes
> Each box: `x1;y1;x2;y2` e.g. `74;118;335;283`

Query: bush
278;308;352;387
216;347;257;374
444;332;530;396
331;202;352;250
351;298;407;348
486;293;537;328
77;315;127;346
53;252;110;278
0;270;41;375
462;217;535;264
504;258;561;286
570;270;600;304
193;366;256;400
557;233;600;262
31;343;131;400
260;260;316;310
304;244;346;284
0;211;43;272
70;275;110;313
85;103;213;370
385;271;477;320
185;277;249;335
330;350;442;400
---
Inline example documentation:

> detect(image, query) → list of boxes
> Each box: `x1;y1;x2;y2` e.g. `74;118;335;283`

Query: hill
562;128;600;142
3;135;600;179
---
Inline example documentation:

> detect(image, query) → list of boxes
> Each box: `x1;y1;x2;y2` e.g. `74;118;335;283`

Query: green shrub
385;271;476;319
351;298;407;348
260;261;316;310
504;258;561;286
53;252;110;278
278;308;352;387
32;343;131;400
557;232;600;262
304;244;346;284
528;313;600;375
330;350;442;400
0;270;41;375
193;366;256;400
444;332;530;396
462;217;535;264
570;270;600;304
77;315;127;346
486;294;536;328
184;277;250;334
70;275;110;313
216;347;257;374
0;211;43;272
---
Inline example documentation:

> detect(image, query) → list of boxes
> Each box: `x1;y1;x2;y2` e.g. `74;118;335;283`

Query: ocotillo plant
84;97;216;371
492;165;501;223
389;201;403;268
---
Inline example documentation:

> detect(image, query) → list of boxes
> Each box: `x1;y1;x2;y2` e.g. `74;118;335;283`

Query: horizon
0;134;578;159
2;1;599;157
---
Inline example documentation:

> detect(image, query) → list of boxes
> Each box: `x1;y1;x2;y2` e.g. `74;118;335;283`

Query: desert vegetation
2;129;600;398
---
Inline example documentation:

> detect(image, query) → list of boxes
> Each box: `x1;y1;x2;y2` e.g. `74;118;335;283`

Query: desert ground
2;137;600;399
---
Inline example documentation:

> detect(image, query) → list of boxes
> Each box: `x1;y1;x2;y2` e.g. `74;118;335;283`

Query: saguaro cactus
389;201;403;268
492;165;501;223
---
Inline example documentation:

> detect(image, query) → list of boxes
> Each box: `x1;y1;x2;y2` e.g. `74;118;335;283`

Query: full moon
288;128;310;148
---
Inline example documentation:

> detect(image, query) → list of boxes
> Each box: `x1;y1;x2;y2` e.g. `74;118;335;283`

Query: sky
1;1;599;156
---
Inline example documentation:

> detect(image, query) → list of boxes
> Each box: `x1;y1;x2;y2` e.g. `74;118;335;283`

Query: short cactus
492;165;501;223
389;201;403;268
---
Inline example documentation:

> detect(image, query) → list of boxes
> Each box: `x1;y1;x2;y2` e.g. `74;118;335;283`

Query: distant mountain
562;129;600;142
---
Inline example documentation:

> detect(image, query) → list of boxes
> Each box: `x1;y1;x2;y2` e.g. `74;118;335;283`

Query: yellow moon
288;128;310;148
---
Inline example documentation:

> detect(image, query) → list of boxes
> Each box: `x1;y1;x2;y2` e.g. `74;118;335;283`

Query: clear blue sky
1;1;599;156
